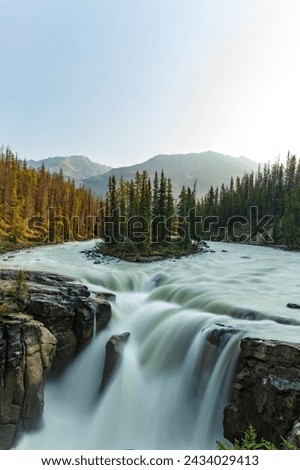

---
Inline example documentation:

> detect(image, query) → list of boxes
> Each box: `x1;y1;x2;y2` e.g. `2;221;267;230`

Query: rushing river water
1;241;300;450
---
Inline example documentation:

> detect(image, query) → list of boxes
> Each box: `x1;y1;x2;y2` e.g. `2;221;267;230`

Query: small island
97;169;209;261
99;239;209;262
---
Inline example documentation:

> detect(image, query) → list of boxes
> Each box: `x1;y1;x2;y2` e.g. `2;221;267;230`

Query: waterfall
1;240;300;449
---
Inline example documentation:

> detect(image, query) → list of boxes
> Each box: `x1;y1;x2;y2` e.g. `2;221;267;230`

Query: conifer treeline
0;147;103;244
1;146;299;250
104;170;196;246
104;153;300;249
199;153;300;248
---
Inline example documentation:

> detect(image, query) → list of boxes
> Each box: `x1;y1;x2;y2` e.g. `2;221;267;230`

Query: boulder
94;299;112;334
96;292;116;302
223;338;300;448
100;332;130;393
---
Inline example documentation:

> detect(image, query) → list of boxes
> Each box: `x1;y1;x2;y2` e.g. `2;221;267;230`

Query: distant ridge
28;155;111;183
82;151;259;198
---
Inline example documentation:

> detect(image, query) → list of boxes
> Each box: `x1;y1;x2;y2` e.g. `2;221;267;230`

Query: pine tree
177;186;189;246
151;171;160;243
165;178;174;241
158;170;167;242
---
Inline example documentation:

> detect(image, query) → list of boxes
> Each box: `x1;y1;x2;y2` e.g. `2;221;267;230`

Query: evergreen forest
0;147;103;250
0;147;299;255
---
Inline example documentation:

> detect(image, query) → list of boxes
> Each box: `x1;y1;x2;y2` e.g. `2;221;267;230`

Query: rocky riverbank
0;269;112;449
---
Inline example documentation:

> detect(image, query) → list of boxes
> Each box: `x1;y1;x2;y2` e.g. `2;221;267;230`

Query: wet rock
96;292;116;302
0;270;112;371
27;291;82;370
206;325;240;347
94;300;112;333
287;303;300;309
223;338;300;448
27;278;111;371
0;313;56;449
100;332;131;393
196;241;210;253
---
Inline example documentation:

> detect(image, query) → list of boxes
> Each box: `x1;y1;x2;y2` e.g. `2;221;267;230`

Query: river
1;241;300;449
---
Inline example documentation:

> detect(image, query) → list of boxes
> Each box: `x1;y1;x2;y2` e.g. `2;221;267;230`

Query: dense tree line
64;149;300;250
104;153;300;250
2;146;299;252
199;153;300;248
0;147;103;245
104;169;197;249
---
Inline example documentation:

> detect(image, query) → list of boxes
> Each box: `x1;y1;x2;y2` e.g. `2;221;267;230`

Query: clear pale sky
1;0;300;166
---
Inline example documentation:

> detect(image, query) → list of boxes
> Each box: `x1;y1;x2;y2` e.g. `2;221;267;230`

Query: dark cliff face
0;269;112;449
0;270;112;371
223;338;300;448
0;313;56;449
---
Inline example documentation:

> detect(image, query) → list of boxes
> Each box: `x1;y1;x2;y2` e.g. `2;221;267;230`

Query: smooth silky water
1;241;300;449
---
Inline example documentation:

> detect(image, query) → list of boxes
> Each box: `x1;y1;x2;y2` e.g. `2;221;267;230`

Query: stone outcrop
223;338;300;448
206;324;240;347
100;332;130;393
0;270;112;371
0;312;56;449
0;268;113;448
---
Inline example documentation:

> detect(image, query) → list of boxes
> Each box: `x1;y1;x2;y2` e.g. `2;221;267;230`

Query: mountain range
28;151;259;198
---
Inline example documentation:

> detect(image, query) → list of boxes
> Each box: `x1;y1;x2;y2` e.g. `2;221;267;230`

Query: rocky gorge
1;269;300;449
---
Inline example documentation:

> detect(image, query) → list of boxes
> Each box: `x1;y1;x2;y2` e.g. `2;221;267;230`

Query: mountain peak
27;155;112;182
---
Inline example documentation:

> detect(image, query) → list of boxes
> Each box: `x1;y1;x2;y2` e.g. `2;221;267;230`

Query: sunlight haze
1;0;300;166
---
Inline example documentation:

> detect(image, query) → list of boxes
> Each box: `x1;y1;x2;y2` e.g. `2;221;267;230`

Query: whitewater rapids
1;241;299;449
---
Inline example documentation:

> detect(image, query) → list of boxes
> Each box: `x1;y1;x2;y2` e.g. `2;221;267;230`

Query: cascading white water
1;241;300;449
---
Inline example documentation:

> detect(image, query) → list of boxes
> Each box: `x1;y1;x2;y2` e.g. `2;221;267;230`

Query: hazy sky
1;0;300;166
